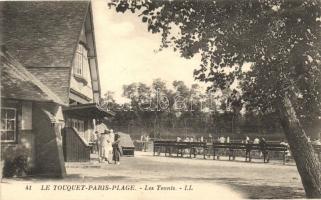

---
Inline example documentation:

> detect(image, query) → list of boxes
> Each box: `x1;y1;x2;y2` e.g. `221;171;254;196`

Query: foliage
110;0;321;124
102;79;282;139
2;155;28;178
108;0;321;197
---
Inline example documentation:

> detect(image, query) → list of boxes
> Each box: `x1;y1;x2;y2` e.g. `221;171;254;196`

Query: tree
151;79;169;138
122;82;153;133
122;79;173;138
100;90;120;111
110;0;321;197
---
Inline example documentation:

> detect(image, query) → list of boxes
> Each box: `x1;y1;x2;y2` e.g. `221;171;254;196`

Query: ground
1;151;305;199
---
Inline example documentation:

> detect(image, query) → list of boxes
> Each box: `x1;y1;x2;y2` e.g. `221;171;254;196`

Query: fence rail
153;140;321;164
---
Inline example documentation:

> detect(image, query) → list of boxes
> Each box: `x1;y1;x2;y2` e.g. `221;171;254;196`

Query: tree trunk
277;94;321;198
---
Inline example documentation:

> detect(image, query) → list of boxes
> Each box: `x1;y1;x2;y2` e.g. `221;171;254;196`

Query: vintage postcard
1;0;321;199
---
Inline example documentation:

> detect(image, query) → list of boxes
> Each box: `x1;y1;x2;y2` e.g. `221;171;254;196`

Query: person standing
95;120;108;162
108;129;115;159
112;133;121;165
245;136;250;144
280;139;291;160
208;134;213;143
99;129;111;163
259;137;269;163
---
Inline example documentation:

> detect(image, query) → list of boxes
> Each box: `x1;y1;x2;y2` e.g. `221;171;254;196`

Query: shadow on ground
62;173;305;199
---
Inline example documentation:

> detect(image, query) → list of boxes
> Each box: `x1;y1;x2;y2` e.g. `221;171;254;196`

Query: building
1;47;67;177
1;0;113;177
118;132;135;156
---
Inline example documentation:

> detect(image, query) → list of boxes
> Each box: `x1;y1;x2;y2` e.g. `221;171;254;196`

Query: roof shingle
1;47;65;105
1;1;89;68
1;1;91;104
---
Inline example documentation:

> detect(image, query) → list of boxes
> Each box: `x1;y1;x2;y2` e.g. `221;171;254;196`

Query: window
67;118;84;133
1;108;17;142
73;43;89;79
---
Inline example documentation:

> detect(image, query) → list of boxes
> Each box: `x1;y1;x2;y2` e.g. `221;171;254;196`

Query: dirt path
64;152;305;199
1;152;305;199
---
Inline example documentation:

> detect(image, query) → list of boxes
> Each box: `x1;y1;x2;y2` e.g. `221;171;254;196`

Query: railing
212;142;321;163
153;140;321;164
62;127;91;162
153;140;208;159
212;142;288;164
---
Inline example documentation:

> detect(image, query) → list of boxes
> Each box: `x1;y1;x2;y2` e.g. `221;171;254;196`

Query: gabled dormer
69;4;100;105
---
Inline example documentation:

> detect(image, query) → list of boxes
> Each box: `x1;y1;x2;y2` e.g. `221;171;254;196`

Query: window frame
66;118;85;134
74;44;83;76
1;107;17;143
73;43;89;80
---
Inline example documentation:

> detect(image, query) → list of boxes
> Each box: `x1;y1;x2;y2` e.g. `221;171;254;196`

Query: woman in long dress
107;129;115;158
112;133;121;165
95;120;108;162
99;130;111;163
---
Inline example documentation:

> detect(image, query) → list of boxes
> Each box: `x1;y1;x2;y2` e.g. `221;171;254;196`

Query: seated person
253;137;260;144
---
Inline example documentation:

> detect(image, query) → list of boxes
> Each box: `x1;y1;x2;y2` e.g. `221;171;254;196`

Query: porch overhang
63;103;115;119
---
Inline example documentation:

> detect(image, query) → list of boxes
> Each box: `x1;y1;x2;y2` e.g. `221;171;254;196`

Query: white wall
21;102;32;130
70;26;94;102
70;67;94;102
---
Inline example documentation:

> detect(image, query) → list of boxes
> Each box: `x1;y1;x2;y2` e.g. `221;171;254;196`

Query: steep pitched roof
1;1;92;104
1;1;90;68
27;67;71;104
0;47;65;105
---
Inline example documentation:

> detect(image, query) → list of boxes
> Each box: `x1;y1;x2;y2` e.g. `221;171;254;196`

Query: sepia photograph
1;0;321;199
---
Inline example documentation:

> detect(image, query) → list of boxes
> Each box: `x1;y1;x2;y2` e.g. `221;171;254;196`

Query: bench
153;141;208;159
153;141;321;164
212;142;289;164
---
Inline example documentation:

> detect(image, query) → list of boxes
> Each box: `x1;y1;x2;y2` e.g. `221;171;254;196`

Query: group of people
176;136;207;142
216;135;274;146
216;135;259;144
176;136;195;142
175;134;321;148
140;134;150;152
94;120;121;165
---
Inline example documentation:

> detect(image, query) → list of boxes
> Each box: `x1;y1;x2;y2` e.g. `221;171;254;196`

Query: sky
92;0;203;103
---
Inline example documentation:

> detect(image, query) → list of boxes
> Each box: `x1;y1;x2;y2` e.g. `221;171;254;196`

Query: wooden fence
62;127;91;162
